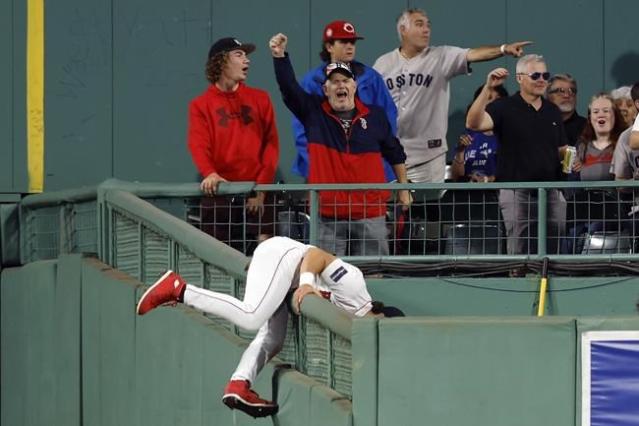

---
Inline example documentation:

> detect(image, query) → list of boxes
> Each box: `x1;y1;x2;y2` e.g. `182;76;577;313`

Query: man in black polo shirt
466;54;568;257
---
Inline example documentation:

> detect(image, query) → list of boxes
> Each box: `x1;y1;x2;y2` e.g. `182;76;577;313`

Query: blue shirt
463;130;498;178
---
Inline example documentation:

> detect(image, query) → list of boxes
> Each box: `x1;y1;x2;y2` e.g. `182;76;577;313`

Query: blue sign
582;331;639;426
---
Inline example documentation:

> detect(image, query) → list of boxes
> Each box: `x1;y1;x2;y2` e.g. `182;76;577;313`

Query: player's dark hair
371;301;405;317
631;82;639;102
319;41;333;62
205;52;228;84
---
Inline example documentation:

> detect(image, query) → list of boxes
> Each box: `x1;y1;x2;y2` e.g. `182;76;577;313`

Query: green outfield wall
1;254;353;426
3;254;638;425
3;0;639;192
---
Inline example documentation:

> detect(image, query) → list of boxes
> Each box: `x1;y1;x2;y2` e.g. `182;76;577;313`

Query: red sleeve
187;100;216;178
255;94;279;184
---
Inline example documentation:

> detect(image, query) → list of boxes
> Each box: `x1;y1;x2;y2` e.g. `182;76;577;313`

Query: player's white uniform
373;46;469;182
182;236;373;384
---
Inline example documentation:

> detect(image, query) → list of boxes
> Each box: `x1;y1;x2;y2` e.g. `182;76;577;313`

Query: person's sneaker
222;380;278;418
136;270;186;315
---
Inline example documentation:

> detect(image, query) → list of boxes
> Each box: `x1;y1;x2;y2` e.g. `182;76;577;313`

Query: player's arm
466;41;532;63
293;248;336;314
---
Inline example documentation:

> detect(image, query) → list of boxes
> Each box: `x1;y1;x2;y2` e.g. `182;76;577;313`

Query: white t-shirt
611;127;639;179
373;45;469;167
633;113;639;131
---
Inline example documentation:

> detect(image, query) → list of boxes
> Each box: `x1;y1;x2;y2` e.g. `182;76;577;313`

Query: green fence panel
351;318;379;426
54;254;83;426
1;261;59;426
367;276;639;317
77;256;351;425
0;0;12;193
81;258;138;426
274;369;353;426
376;317;576;426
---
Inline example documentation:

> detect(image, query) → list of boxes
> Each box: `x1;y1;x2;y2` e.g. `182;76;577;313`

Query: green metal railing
18;179;355;396
16;178;639;397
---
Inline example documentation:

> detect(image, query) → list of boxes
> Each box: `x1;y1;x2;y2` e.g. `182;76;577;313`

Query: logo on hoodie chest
216;106;254;127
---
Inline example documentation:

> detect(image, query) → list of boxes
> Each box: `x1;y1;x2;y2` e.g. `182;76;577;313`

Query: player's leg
137;244;302;331
222;302;288;417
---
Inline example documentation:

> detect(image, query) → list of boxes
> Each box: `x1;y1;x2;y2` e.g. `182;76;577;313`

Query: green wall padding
351;318;379;426
3;255;636;426
376;317;576;426
53;255;83;426
2;255;352;425
1;258;81;426
367;276;639;316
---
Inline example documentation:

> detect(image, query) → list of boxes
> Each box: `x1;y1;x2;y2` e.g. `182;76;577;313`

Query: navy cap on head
325;62;355;81
208;37;256;59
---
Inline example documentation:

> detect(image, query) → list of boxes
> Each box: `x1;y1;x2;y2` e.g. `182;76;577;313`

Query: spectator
451;84;508;183
292;20;397;182
546;74;586;146
466;55;568;259
629;84;639;149
373;8;531;183
188;37;279;254
611;85;637;128
612;83;639;179
612;82;639;240
269;33;411;256
574;94;626;181
631;113;639;149
562;93;626;253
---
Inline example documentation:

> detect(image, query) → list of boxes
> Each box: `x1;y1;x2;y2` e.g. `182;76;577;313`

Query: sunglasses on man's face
518;72;551;81
548;87;577;96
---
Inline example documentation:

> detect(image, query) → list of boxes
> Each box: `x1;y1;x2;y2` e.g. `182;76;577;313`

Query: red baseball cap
323;20;364;42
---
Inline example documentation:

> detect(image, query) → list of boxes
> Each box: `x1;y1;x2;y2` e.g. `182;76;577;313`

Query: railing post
309;190;319;246
538;188;547;256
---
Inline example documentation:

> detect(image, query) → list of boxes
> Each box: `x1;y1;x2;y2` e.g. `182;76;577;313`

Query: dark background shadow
611;51;639;87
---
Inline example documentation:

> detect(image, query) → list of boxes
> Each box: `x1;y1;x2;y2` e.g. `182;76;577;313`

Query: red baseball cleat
136;270;186;315
222;380;278;418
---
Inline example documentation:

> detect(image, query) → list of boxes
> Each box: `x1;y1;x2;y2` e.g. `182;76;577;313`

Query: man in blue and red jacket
269;33;411;256
290;20;398;182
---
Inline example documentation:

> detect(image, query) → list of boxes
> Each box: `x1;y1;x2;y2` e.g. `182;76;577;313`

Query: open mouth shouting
336;88;349;99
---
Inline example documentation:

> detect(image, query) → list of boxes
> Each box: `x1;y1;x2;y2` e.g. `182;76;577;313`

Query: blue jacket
291;60;398;180
274;55;406;219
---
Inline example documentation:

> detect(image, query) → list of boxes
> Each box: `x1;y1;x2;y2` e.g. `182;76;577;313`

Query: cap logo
233;39;241;46
343;23;355;33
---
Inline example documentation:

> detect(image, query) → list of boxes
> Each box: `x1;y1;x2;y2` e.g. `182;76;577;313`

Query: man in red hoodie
188;37;279;254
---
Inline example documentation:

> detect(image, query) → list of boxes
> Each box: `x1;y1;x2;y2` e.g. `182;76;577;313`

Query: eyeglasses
548;87;577;96
517;72;551;81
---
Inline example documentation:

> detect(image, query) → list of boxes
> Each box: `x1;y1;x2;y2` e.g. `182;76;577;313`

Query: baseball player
373;8;531;183
136;236;402;418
